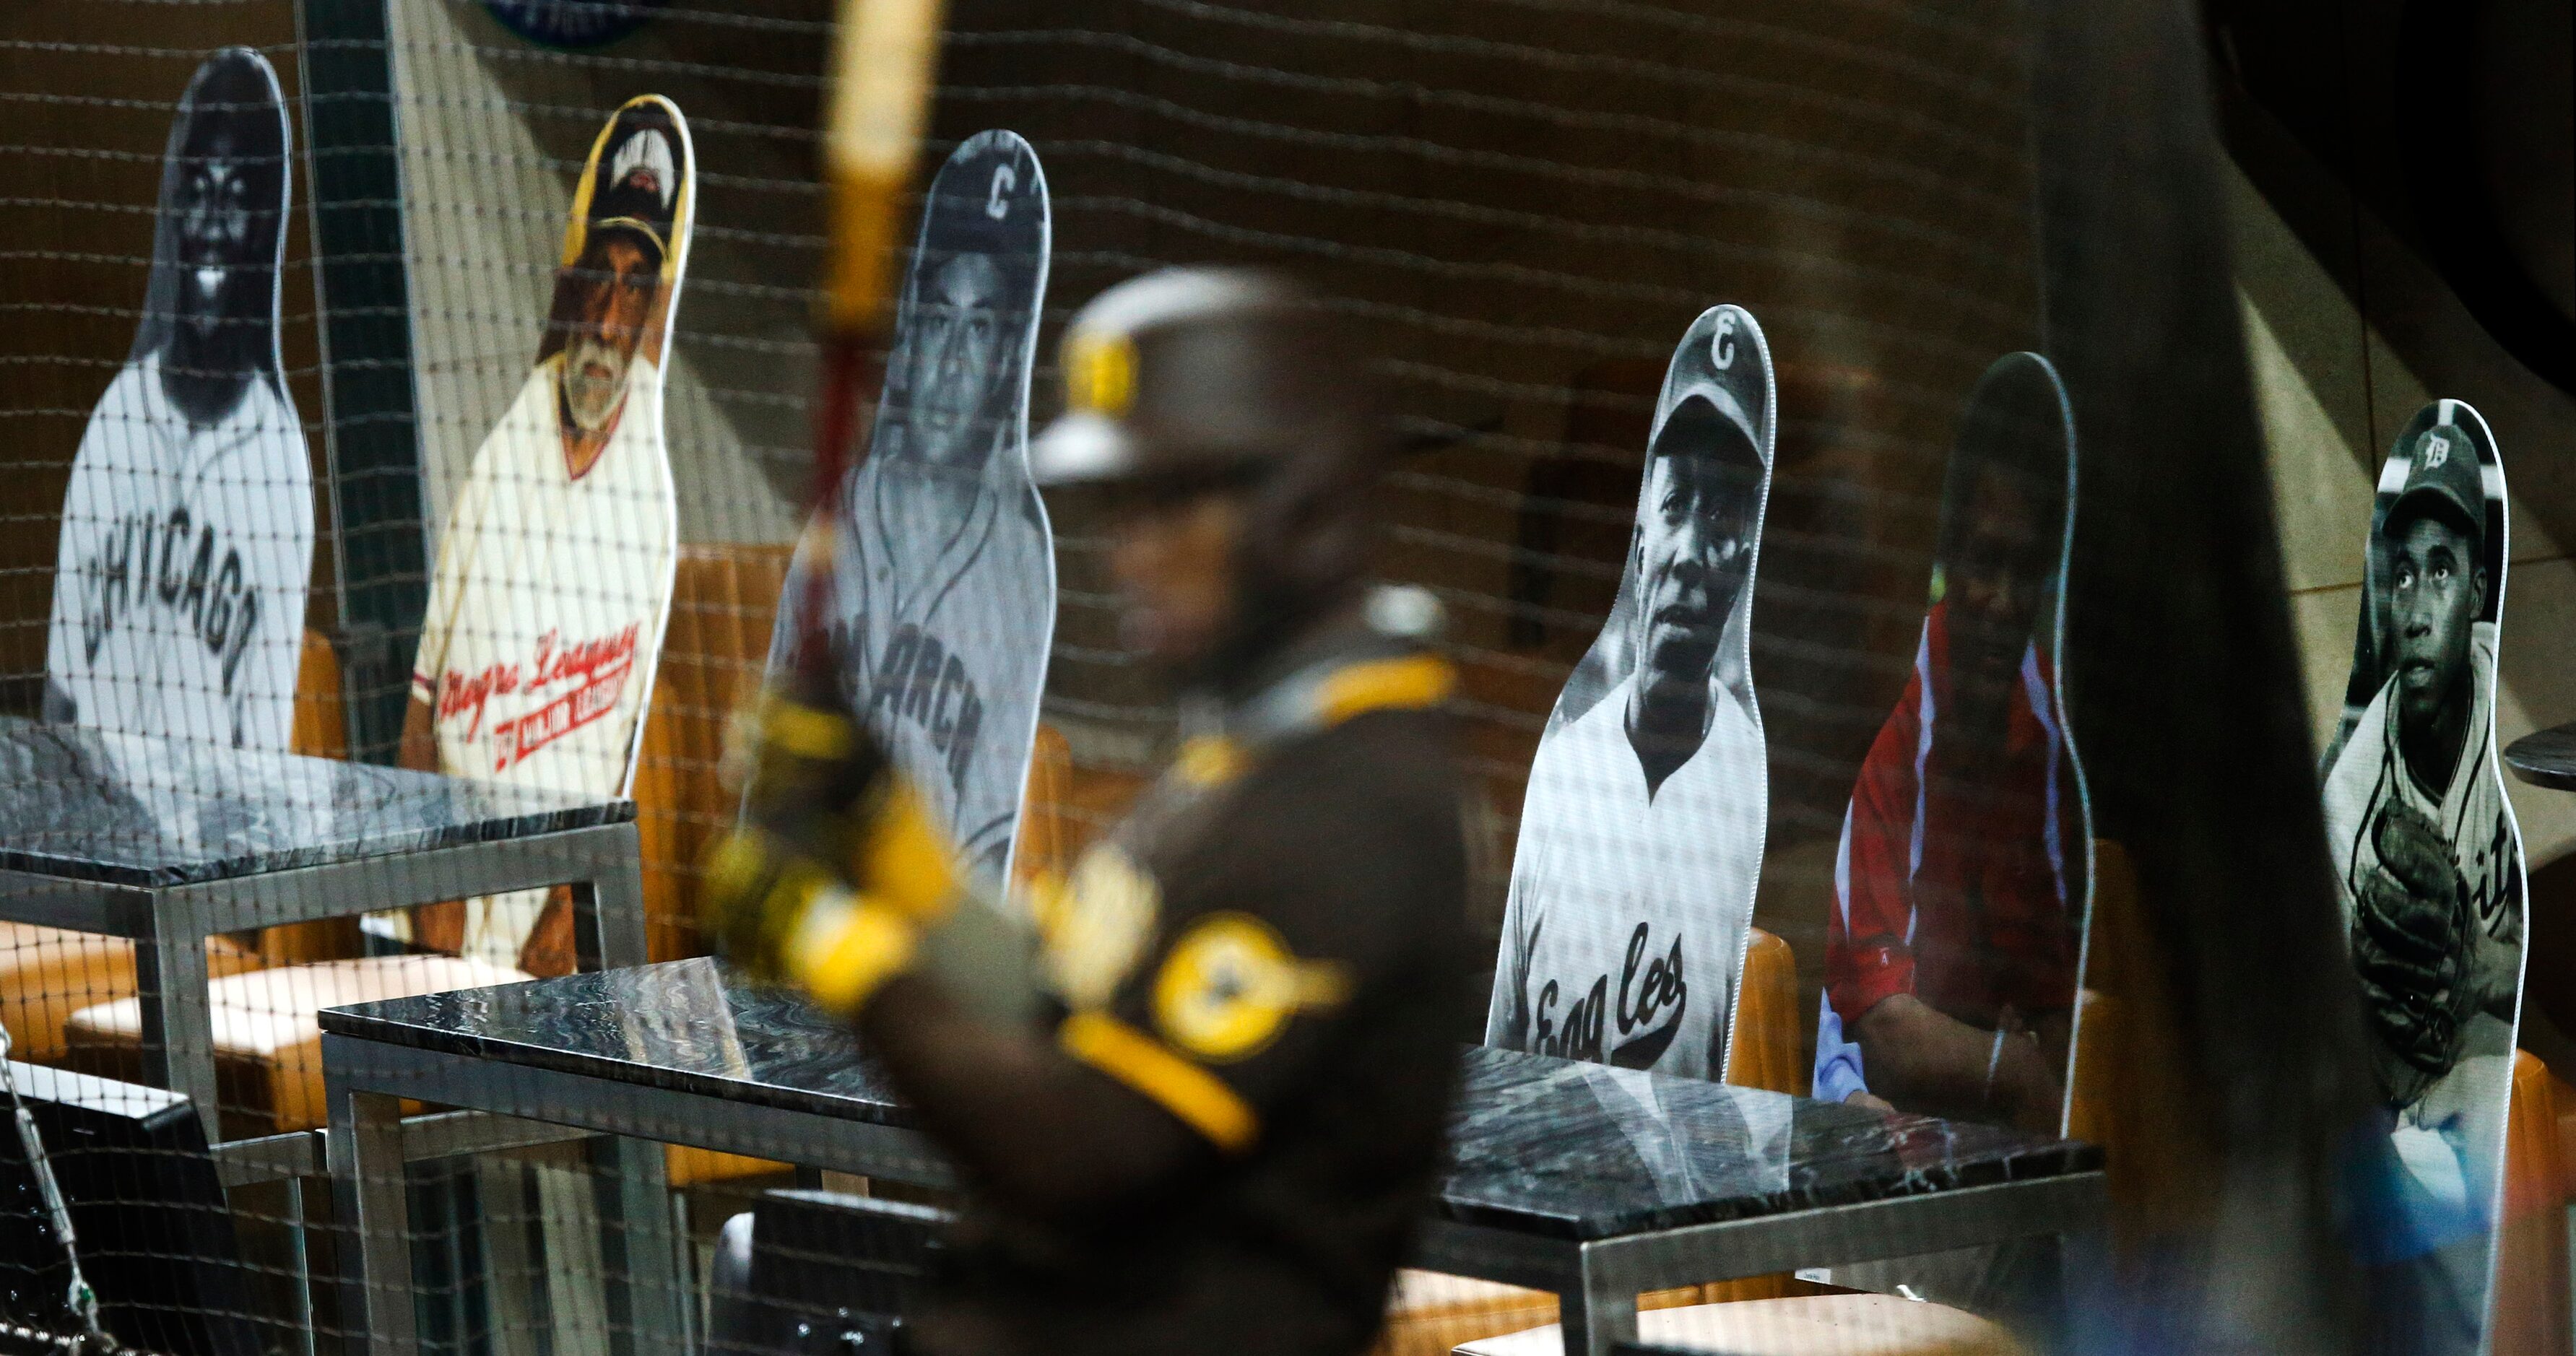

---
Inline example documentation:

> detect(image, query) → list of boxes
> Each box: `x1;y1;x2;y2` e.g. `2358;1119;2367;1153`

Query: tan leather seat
1371;1276;1713;1356
63;955;528;1139
0;923;261;1065
1730;927;1803;1095
2494;1052;2570;1356
1449;1293;2024;1355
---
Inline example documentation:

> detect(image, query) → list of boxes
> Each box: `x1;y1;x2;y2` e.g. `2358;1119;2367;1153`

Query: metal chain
0;1026;116;1355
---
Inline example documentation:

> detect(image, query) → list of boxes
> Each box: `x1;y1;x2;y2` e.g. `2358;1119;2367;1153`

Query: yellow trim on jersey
1174;734;1246;787
1312;654;1455;728
1058;1009;1259;1153
856;781;962;923
786;890;919;1017
1151;912;1353;1063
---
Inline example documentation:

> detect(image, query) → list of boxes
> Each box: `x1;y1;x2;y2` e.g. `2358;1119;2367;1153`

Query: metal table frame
321;1028;2105;1356
0;818;647;1147
1414;1173;2106;1355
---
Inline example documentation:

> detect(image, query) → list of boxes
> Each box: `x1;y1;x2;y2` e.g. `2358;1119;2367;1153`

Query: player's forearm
399;696;438;773
1852;994;2061;1132
857;973;1210;1222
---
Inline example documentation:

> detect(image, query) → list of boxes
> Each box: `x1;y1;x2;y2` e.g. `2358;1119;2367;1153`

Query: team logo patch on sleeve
1038;843;1161;1010
1151;913;1352;1062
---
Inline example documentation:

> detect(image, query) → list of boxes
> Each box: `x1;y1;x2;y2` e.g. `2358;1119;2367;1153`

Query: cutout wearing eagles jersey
1486;305;1774;1082
46;49;311;755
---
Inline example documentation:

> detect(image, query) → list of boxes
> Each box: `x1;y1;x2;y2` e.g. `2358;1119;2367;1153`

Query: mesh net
0;1;2498;1354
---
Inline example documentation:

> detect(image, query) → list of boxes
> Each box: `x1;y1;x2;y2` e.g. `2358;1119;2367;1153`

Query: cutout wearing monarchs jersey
45;49;313;755
767;131;1054;887
401;96;692;968
2320;402;2523;1356
1814;352;2091;1138
1485;305;1774;1083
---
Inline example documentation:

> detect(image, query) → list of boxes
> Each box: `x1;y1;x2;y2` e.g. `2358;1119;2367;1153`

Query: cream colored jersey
2321;620;2521;1337
409;356;677;962
47;354;313;753
1487;674;1766;1080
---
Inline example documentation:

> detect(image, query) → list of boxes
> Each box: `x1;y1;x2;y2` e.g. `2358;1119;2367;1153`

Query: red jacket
1824;601;2081;1033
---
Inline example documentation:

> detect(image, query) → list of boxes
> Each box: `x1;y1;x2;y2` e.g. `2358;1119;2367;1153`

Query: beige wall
2232;160;2576;867
388;0;804;547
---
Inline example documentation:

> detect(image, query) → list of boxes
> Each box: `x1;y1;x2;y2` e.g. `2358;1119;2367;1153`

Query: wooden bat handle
822;0;947;336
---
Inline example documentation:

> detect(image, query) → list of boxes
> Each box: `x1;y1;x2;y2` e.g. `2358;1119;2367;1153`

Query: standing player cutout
1486;305;1775;1082
766;131;1054;887
45;48;313;756
397;96;693;973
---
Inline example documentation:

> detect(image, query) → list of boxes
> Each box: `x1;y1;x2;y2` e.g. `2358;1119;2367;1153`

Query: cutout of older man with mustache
399;97;691;973
1487;305;1773;1082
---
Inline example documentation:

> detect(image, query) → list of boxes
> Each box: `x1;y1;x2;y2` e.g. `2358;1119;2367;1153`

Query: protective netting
0;0;2523;1354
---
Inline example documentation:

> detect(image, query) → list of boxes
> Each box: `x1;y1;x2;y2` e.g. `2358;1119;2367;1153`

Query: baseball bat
792;0;949;684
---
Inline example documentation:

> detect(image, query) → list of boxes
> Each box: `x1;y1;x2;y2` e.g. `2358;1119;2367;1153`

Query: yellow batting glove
851;779;964;924
700;827;921;1017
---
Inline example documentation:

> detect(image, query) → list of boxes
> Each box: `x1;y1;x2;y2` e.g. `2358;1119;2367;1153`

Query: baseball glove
2350;799;2473;1103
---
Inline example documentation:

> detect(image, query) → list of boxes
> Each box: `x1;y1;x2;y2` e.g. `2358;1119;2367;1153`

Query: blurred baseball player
46;48;312;755
1487;305;1771;1081
705;269;1467;1356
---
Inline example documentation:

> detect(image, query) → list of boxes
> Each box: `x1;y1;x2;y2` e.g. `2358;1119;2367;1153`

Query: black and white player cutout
768;131;1054;887
46;48;312;754
402;95;691;969
2322;401;2523;1356
1486;305;1772;1082
1813;352;2090;1136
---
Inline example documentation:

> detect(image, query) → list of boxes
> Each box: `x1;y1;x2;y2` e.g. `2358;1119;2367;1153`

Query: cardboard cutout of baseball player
45;48;313;755
766;131;1054;887
402;96;690;969
1485;305;1773;1082
1814;352;2091;1136
2320;401;2523;1356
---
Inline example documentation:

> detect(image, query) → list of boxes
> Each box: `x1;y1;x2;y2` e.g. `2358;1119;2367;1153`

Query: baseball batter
46;49;311;755
399;97;691;969
770;131;1053;886
2320;412;2523;1353
1486;305;1772;1082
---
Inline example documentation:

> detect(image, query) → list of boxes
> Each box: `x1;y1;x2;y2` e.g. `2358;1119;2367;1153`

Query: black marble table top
2507;723;2576;791
323;957;2102;1242
0;717;631;887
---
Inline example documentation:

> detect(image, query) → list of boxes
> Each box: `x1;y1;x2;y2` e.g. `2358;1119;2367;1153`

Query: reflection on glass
768;131;1057;889
1814;352;2089;1136
1486;305;1774;1082
2320;401;2522;1356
